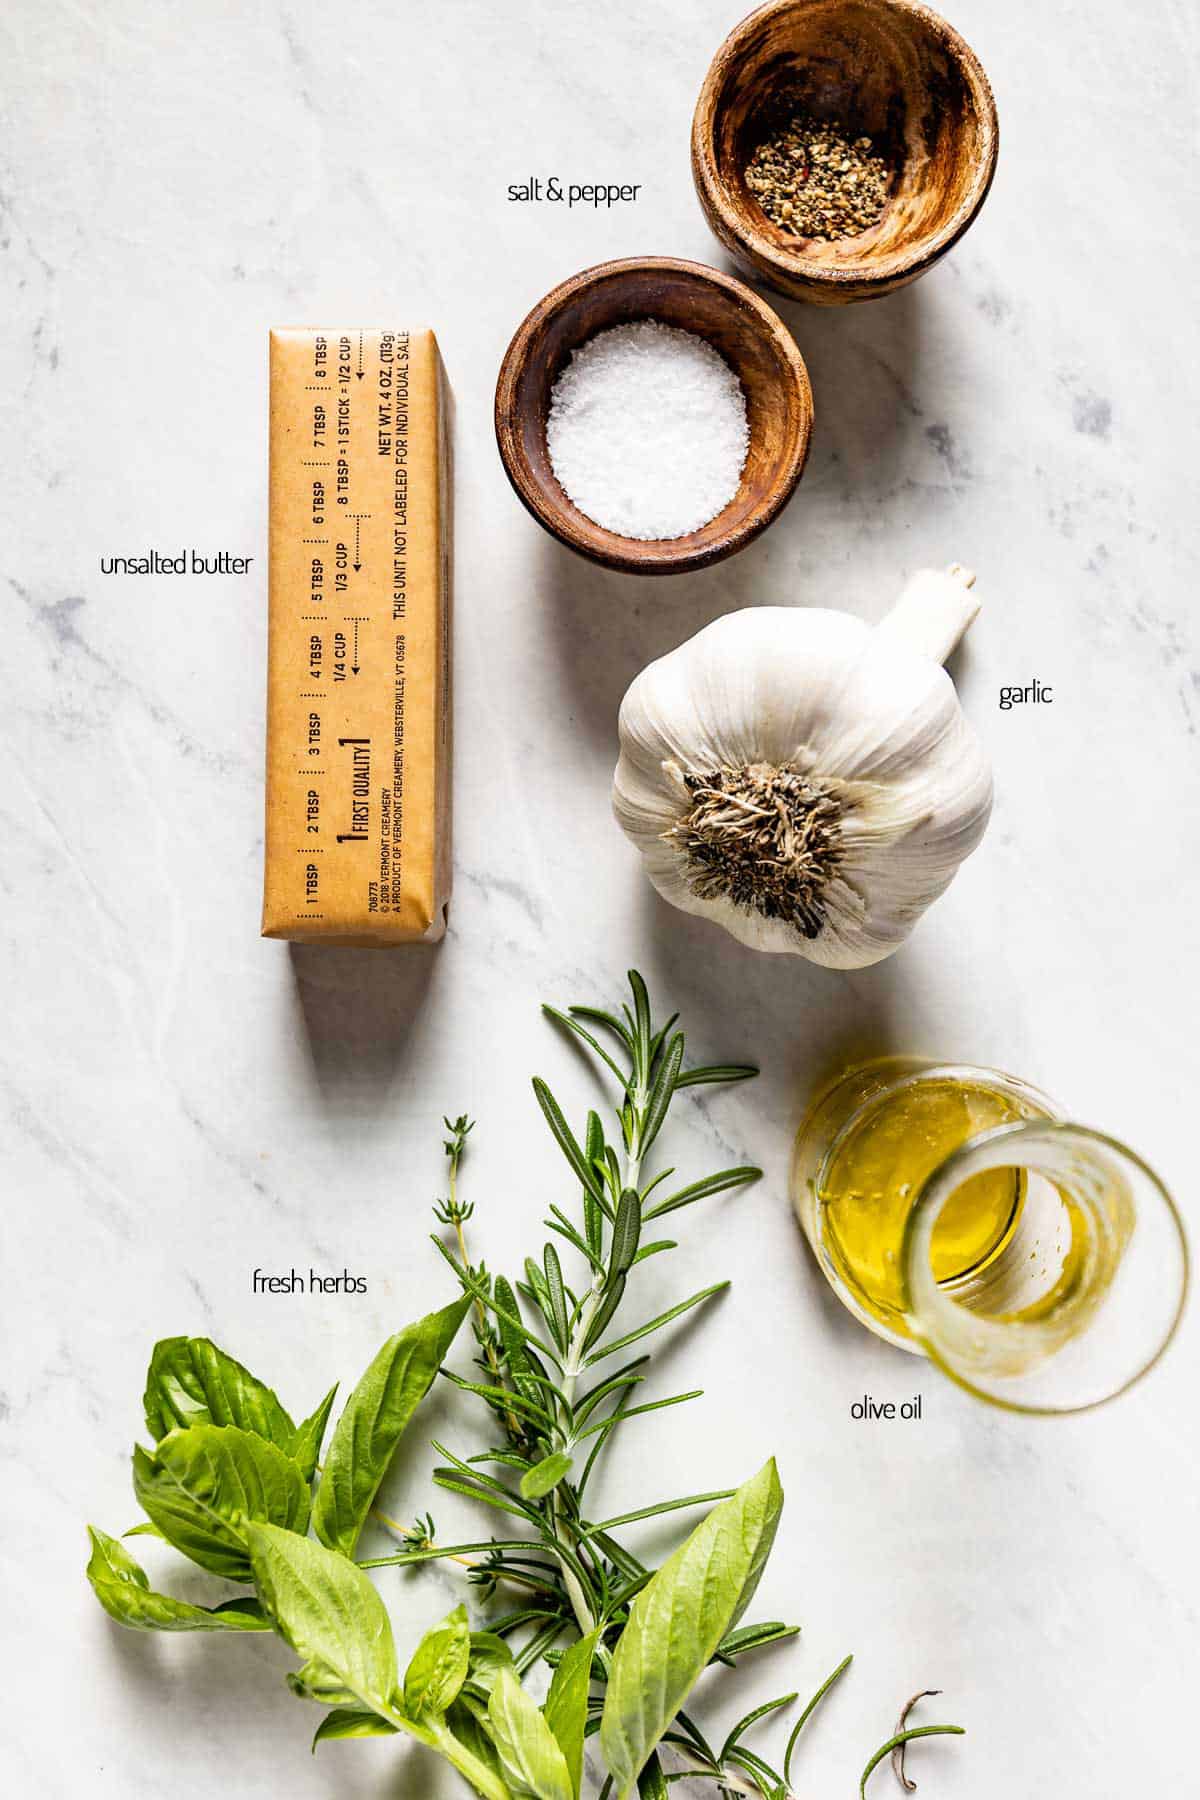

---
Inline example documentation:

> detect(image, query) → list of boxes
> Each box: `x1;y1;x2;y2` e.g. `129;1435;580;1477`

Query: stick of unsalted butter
263;328;452;944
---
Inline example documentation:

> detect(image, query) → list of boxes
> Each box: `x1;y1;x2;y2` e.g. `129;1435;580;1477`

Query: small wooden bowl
692;0;999;304
494;256;813;575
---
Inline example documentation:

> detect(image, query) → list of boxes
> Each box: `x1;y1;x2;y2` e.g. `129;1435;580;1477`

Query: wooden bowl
494;256;813;575
692;0;999;304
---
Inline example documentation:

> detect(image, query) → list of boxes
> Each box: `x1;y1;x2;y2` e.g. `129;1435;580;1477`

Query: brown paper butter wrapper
263;328;451;945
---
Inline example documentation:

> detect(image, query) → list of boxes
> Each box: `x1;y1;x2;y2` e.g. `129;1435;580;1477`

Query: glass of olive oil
792;1059;1187;1413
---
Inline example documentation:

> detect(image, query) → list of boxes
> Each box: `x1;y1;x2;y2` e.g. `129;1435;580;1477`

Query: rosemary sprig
377;972;962;1798
379;975;765;1648
367;973;832;1791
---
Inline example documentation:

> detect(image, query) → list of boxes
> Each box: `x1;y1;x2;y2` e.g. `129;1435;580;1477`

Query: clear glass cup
791;1058;1188;1414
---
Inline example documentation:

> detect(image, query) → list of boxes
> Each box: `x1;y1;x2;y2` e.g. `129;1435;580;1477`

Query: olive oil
813;1072;1039;1338
793;1059;1185;1412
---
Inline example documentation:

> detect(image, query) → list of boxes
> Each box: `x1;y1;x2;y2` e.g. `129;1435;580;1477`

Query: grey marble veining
2;0;1198;1794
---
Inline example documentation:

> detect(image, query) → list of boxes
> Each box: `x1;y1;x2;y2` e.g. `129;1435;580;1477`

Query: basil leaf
288;1656;364;1707
252;1532;515;1800
246;1522;398;1717
312;1295;471;1557
464;1631;516;1699
519;1451;573;1501
132;1426;311;1580
404;1603;470;1717
143;1338;295;1449
312;1709;399;1749
487;1665;574;1800
85;1526;269;1633
445;1697;506;1781
289;1383;339;1483
599;1460;783;1796
544;1628;599;1799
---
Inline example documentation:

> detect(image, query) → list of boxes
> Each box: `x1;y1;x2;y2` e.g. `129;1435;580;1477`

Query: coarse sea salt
546;319;749;541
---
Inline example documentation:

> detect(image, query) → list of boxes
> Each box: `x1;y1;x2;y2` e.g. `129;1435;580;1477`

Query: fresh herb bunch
86;972;963;1798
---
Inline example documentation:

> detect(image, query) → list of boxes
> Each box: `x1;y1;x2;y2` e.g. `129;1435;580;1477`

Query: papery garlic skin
613;572;993;967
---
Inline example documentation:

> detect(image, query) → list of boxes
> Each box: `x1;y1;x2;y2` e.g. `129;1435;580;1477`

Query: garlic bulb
612;566;992;968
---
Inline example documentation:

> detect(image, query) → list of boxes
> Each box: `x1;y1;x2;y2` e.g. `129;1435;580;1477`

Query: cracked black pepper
745;109;890;241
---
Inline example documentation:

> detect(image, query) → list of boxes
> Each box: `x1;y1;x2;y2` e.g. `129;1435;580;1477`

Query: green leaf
312;1295;470;1556
143;1337;295;1449
542;1004;628;1086
445;1696;507;1782
583;1112;607;1255
860;1724;965;1796
580;1489;734;1540
312;1709;399;1750
519;1452;573;1501
720;1691;796;1761
599;1461;784;1796
609;1190;642;1277
544;1628;599;1799
585;1282;729;1365
783;1653;853;1782
532;1078;606;1203
85;1526;269;1633
627;971;653;1079
575;1390;702;1444
440;1368;554;1425
433;1439;538;1521
589;1529;648;1586
246;1522;398;1717
441;1370;553;1431
493;1275;550;1395
630;1240;675;1266
571;1358;649;1428
647;1014;679;1070
288;1656;365;1707
487;1665;574;1800
404;1604;471;1717
581;1272;627;1354
643;1166;761;1222
132;1425;311;1580
717;1620;801;1663
567;1004;634;1055
543;1244;569;1346
674;1063;758;1089
464;1631;516;1699
639;1032;684;1157
522;1258;554;1331
547;1212;606;1275
636;1755;669;1800
599;1146;623;1210
289;1383;338;1483
431;1469;538;1524
360;1537;535;1571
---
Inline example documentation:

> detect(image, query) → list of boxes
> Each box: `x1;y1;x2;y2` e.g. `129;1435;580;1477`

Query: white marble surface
3;0;1198;1793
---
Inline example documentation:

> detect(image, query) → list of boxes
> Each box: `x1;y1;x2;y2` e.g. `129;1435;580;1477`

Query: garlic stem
874;563;980;667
